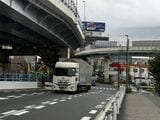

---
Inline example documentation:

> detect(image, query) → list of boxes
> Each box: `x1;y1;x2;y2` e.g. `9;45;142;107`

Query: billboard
82;21;105;32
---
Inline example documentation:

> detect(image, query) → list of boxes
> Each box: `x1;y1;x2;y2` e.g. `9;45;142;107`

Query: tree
148;54;160;95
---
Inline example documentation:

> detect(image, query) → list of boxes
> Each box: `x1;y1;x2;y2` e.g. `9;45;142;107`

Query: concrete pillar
0;51;10;72
104;59;110;82
58;48;74;59
58;48;68;58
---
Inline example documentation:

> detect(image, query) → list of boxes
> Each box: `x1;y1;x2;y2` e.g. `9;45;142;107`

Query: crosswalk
91;87;116;91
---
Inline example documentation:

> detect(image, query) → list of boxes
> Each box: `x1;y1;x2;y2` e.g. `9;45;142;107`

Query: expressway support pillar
104;58;110;83
58;48;74;59
0;51;10;73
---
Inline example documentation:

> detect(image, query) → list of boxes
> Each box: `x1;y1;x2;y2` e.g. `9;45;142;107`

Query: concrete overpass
75;45;160;57
75;44;160;83
0;0;84;68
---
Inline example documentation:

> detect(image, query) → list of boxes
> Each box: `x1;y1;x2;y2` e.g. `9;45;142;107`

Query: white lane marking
89;110;97;114
49;102;57;105
25;105;36;109
81;117;91;120
31;92;39;95
21;94;28;96
2;110;17;115
107;97;111;101
41;101;51;105
7;95;17;98
106;88;109;90
95;105;103;109
0;97;8;100
34;105;45;109
13;110;29;116
14;96;22;98
110;88;112;90
52;99;58;101
67;98;72;100
74;95;77;98
60;99;66;102
103;88;105;90
101;102;106;105
79;95;82;96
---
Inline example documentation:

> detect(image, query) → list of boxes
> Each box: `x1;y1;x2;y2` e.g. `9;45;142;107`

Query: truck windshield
54;68;77;76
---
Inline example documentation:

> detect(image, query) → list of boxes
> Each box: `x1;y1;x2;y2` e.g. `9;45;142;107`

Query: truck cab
53;62;79;92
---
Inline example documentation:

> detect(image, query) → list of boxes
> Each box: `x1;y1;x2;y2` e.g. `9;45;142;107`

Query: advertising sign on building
82;21;105;32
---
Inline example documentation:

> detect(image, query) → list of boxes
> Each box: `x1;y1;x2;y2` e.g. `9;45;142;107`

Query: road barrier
0;73;49;82
94;86;126;120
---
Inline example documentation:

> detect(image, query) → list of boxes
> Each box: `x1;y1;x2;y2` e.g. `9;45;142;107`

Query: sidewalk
118;93;160;120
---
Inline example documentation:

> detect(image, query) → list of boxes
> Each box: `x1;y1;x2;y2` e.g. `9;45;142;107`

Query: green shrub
126;87;132;93
141;82;148;86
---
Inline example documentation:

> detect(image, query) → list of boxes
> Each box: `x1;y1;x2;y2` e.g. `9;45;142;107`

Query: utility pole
125;35;129;87
139;62;142;93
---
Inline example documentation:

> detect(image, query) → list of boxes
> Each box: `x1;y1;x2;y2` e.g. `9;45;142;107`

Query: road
0;84;117;120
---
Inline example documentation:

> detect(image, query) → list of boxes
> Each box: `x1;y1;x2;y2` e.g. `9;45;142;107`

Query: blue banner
82;21;105;32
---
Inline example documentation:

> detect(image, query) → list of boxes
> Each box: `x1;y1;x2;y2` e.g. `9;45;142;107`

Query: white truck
52;58;93;92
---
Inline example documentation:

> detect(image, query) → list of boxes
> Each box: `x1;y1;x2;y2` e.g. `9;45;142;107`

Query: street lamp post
125;35;129;87
83;0;86;21
76;0;78;16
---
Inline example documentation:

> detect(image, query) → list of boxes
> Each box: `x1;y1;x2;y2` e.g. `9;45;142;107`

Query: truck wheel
54;90;58;93
87;86;91;90
85;86;88;92
74;85;80;93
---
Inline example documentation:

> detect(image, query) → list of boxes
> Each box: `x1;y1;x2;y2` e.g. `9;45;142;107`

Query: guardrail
94;86;126;120
141;86;155;92
0;73;50;82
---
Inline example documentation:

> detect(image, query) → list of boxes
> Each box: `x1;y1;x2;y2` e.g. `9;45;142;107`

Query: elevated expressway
75;46;160;57
0;0;84;67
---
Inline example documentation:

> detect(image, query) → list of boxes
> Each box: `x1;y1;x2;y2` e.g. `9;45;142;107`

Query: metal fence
0;73;50;82
94;86;126;120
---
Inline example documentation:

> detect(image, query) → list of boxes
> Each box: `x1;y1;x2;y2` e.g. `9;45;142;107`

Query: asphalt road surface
0;84;117;120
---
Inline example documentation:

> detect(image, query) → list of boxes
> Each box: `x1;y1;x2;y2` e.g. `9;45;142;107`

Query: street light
76;0;78;17
125;35;129;87
83;0;86;21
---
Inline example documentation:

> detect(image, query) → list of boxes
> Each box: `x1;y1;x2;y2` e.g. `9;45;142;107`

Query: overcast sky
76;0;160;41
